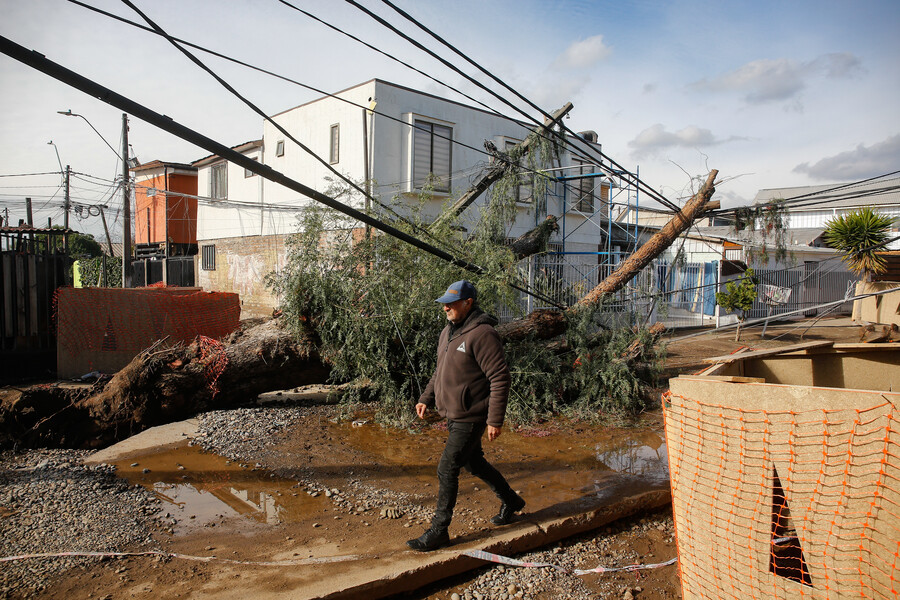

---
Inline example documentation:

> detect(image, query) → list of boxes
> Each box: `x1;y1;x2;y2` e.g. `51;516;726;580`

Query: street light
58;109;132;287
57;110;119;159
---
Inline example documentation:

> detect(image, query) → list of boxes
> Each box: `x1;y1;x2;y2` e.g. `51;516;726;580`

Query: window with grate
201;244;216;270
571;159;597;213
329;124;340;164
210;162;227;200
413;120;452;192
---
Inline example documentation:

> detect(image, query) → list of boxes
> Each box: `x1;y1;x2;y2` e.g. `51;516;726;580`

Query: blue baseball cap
435;280;477;304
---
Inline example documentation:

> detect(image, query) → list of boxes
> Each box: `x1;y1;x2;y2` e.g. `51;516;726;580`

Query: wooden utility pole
121;113;132;288
63;165;70;252
428;102;573;231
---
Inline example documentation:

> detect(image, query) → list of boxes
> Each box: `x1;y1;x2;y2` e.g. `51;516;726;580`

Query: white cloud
793;134;900;180
628;124;741;157
553;35;612;70
690;52;863;105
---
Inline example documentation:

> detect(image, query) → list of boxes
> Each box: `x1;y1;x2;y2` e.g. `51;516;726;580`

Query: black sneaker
406;527;450;551
490;494;526;525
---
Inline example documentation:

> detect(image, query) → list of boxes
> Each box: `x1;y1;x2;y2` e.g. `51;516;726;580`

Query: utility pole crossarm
428;102;573;231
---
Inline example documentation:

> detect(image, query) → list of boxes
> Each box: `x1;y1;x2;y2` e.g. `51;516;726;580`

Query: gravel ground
449;513;676;600
0;450;164;599
1;405;677;600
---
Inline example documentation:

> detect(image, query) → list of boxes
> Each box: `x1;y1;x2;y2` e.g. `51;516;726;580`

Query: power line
370;0;681;213
69;0;642;242
0;33;567;309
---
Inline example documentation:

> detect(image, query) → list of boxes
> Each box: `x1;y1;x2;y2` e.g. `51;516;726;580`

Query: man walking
407;280;525;552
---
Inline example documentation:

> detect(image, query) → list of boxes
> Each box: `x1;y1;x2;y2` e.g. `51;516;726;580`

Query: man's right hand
415;403;427;419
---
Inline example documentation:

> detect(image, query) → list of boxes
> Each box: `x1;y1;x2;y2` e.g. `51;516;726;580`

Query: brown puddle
114;419;668;534
113;445;327;534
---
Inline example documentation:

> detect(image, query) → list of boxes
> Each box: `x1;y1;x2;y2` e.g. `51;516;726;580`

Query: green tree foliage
78;256;122;287
715;268;757;341
268;154;664;426
823;207;896;279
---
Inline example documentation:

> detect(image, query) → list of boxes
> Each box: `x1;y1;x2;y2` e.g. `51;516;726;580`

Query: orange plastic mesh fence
55;287;240;379
663;390;899;599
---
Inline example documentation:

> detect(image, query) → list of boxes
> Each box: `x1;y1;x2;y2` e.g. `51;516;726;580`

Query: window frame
275;140;285;157
201;244;216;271
571;159;595;213
210;162;227;200
244;156;258;178
412;119;452;193
329;123;340;164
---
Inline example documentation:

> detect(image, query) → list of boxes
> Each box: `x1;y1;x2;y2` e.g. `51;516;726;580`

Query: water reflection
113;445;323;533
594;432;669;485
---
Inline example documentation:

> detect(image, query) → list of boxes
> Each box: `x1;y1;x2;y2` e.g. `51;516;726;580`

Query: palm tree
823;207;897;280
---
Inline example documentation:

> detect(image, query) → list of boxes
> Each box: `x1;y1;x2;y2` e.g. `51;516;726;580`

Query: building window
571;159;594;213
275;140;285;157
504;140;533;203
244;157;257;178
413;120;452;192
201;244;216;270
210;162;227;199
329;124;340;164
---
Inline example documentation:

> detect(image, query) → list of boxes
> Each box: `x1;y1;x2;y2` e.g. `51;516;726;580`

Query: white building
753;178;900;248
193;79;614;318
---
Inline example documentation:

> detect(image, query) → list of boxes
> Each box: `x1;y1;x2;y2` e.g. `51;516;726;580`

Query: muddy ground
8;316;872;599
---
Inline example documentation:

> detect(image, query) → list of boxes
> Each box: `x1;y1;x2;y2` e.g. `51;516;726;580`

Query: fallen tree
0;318;329;449
497;170;719;341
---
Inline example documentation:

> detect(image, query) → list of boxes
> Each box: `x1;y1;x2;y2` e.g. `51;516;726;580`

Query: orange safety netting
663;390;899;599
55;287;240;378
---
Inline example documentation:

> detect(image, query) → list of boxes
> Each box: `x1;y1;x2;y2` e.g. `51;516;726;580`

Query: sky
1;0;898;241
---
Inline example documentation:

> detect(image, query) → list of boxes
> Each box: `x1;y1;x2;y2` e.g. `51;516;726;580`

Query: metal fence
499;253;857;330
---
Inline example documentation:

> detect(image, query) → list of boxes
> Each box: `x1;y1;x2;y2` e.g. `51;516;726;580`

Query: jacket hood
453;307;498;333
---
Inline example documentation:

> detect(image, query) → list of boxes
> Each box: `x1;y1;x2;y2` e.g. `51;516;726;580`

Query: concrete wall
196;234;289;319
852;280;900;326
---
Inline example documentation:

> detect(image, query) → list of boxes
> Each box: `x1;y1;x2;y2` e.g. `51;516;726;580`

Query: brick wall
197;234;289;319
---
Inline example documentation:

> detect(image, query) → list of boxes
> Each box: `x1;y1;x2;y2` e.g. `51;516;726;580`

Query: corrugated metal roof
753;177;900;209
694;226;827;247
0;225;71;234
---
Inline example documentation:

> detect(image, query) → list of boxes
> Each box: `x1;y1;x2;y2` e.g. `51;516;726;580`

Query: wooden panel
702;340;834;364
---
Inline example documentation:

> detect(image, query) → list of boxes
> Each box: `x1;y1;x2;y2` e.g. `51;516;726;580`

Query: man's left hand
487;425;502;441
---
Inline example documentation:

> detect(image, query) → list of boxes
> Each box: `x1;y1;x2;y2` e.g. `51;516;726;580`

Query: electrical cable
374;0;681;213
0;33;567;308
69;0;644;275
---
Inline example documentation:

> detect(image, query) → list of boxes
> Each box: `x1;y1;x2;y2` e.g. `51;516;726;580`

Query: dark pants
432;420;515;531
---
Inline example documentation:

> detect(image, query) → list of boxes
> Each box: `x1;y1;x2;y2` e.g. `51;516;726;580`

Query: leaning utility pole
121;113;132;288
428;102;573;231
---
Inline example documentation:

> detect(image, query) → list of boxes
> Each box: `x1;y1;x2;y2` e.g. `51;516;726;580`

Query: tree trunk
0;318;330;449
498;170;719;341
508;215;559;261
577;170;718;306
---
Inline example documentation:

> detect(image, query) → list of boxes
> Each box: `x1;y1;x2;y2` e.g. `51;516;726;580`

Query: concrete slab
84;418;199;464
205;478;671;600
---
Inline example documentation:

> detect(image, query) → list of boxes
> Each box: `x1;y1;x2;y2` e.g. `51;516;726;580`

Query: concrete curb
311;487;672;600
83;418;199;464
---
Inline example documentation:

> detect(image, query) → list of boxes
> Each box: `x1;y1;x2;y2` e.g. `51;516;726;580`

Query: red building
132;160;198;257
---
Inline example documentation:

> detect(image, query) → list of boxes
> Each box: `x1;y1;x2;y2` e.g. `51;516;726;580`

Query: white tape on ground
463;549;677;576
0;550;363;566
